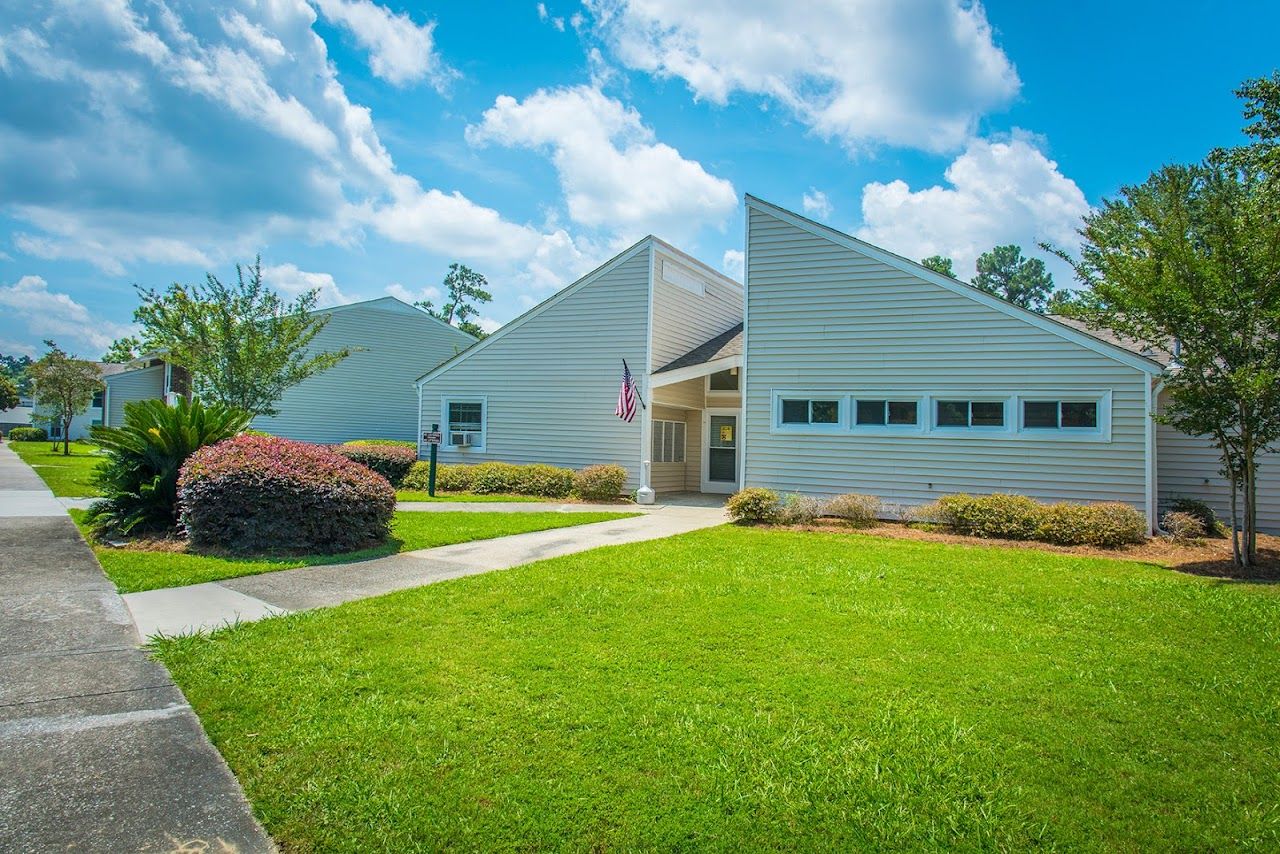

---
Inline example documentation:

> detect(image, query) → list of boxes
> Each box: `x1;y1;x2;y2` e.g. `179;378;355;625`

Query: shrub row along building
103;195;1279;533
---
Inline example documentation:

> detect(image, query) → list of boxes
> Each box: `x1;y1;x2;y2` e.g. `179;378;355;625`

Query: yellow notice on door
719;425;733;443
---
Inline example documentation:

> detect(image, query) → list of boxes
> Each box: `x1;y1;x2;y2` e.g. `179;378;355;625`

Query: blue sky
1;0;1275;360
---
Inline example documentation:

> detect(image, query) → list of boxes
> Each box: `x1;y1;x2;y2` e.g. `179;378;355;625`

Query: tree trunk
62;414;71;456
1229;473;1242;567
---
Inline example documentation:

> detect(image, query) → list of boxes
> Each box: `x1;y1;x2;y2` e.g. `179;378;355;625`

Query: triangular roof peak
744;194;1162;376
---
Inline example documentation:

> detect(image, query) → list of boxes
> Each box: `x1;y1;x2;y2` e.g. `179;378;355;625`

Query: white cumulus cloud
855;133;1090;282
802;189;833;220
311;0;456;89
466;84;736;244
585;0;1019;153
0;275;135;356
262;263;350;307
721;249;744;280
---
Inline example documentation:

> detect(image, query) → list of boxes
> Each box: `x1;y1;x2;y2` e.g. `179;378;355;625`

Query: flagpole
622;358;646;409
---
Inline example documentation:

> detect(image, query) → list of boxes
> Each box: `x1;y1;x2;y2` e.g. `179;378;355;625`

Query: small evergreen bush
778;493;823;525
8;426;47;442
434;464;475;493
936;494;1044;540
513;463;575;498
1169;496;1224;537
1162;510;1206;543
824;493;881;526
335;442;416;486
470;462;522;494
179;435;395;554
573;464;628;500
726;487;781;523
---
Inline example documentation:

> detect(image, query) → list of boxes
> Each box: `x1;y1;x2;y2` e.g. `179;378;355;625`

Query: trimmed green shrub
435;464;475;492
778;493;823;525
824;493;881;527
1067;502;1147;547
344;439;416;448
335;442;416;486
1169;496;1224;537
470;462;522;494
937;494;1044;540
573;464;628;500
84;398;250;539
727;487;781;523
512;463;575;498
1033;502;1094;545
8;426;47;442
1162;510;1206;543
179;435;395;554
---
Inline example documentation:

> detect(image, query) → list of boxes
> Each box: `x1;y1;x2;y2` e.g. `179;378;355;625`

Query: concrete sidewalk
0;443;272;852
124;504;727;637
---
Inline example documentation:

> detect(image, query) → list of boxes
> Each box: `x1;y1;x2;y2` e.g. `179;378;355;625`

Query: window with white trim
780;398;840;426
935;400;1005;428
652;419;686;463
445;399;485;449
855;399;919;427
1021;399;1099;430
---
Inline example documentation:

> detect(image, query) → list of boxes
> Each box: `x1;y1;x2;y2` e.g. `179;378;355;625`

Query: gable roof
414;236;654;385
654;323;743;374
744;194;1164;376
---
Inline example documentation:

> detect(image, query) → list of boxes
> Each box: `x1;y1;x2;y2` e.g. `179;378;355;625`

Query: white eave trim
744;195;1164;377
415;238;653;386
650;354;743;388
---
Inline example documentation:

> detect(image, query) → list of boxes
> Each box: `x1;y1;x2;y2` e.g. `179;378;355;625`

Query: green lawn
155;526;1280;851
9;441;103;496
396;490;543;503
74;509;634;593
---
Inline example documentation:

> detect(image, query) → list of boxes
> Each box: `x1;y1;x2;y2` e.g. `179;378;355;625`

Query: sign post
422;423;442;497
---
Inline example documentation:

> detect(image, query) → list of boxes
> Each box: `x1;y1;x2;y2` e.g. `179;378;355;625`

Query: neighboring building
412;195;1277;533
415;237;744;493
15;363;129;441
104;297;474;444
0;394;34;435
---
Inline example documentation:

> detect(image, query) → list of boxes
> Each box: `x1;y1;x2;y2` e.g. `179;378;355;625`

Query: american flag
615;360;638;422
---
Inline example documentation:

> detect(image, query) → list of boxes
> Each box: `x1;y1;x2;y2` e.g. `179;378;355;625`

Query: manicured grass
9;441;103;496
73;509;635;593
395;490;543;503
155;526;1280;851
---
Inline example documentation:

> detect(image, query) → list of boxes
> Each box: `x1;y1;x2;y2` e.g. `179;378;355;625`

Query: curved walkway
0;443;272;852
124;502;727;638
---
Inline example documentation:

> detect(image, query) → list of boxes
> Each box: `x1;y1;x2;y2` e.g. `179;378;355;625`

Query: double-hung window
855;399;919;427
780;398;841;426
936;399;1005;428
1022;400;1099;430
652;419;687;463
445;399;485;449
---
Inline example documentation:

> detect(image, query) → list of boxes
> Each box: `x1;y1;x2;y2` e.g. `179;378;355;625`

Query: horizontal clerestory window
855;399;919;427
936;400;1005;428
1022;400;1099;430
780;398;840;426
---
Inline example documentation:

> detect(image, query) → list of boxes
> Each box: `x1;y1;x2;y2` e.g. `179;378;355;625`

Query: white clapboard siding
650;246;743;370
744;202;1153;510
104;365;164;427
251;298;473;444
1156;391;1280;533
420;247;651;490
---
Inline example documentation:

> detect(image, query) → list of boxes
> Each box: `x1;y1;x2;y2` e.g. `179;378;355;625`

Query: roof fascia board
650;354;742;387
415;238;654;385
744;194;1162;376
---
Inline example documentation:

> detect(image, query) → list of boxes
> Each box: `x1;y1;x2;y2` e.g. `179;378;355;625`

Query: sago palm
86;398;251;538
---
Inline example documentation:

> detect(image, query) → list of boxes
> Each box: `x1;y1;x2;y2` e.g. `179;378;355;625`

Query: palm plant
85;398;250;538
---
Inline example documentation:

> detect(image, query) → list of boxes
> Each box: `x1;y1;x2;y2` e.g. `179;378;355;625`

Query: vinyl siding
251;300;473;444
652;376;705;410
104;366;164;427
419;248;650;490
744;205;1151;510
1156;391;1280;533
650;251;743;370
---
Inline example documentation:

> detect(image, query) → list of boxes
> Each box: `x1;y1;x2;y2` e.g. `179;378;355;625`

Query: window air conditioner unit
450;432;474;447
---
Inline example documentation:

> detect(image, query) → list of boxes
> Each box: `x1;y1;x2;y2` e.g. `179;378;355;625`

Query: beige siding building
104;297;472;444
416;237;744;495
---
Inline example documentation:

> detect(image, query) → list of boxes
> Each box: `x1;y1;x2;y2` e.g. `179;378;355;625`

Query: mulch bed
772;521;1280;582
